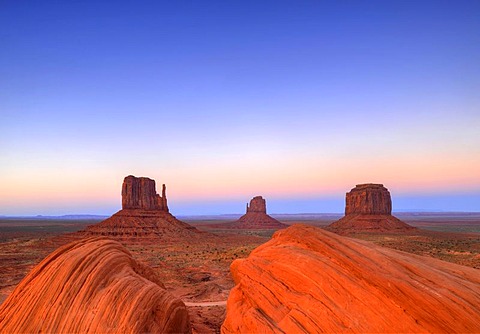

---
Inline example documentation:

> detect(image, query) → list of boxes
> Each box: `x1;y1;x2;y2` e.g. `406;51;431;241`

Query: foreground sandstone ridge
222;224;480;333
328;183;415;233
0;237;191;333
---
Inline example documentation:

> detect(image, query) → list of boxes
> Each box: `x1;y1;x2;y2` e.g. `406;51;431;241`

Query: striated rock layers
84;209;201;240
0;238;190;333
345;183;391;214
246;196;267;213
327;183;414;233
122;175;168;211
222;224;480;333
82;175;203;240
220;196;287;230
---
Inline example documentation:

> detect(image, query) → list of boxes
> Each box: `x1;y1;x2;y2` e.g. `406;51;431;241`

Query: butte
216;196;288;230
81;175;205;241
326;183;415;234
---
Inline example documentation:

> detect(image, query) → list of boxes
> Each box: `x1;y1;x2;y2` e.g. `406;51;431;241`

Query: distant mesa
82;175;203;240
222;224;480;333
214;196;288;230
0;237;190;333
327;183;415;233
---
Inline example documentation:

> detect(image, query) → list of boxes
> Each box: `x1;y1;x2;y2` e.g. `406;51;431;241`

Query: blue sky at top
1;1;479;215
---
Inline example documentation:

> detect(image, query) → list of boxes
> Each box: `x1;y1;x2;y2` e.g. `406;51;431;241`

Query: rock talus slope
82;175;203;240
84;209;200;239
0;237;190;333
222;224;480;333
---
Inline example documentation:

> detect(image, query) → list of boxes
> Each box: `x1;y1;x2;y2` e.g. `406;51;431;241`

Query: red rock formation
345;183;391;214
328;183;414;233
246;196;266;213
122;175;168;211
213;196;287;230
222;224;480;333
83;209;201;240
234;212;287;230
81;175;204;240
327;213;414;233
0;238;190;333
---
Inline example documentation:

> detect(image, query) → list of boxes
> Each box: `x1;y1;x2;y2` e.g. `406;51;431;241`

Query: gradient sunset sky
1;1;479;215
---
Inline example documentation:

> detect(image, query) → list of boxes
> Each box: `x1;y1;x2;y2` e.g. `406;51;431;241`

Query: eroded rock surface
235;212;287;229
222;224;480;333
328;184;414;233
83;209;201;240
246;196;266;213
122;175;168;211
0;238;190;333
345;183;391;214
214;196;287;230
82;175;204;240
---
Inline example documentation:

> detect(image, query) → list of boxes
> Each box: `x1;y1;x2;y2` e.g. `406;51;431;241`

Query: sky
1;1;479;215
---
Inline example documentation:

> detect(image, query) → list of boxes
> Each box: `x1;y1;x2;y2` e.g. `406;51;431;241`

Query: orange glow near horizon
3;150;478;209
2;1;480;215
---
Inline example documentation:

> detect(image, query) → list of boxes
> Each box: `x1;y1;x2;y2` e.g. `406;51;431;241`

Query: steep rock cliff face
122;175;168;211
246;196;267;213
328;184;414;233
82;175;203;240
345;183;391;214
0;238;190;333
222;225;480;333
214;196;287;230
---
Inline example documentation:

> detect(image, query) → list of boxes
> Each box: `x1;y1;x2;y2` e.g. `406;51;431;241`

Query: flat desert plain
0;212;479;333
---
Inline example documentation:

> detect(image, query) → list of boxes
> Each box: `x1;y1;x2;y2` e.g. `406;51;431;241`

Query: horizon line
2;210;480;219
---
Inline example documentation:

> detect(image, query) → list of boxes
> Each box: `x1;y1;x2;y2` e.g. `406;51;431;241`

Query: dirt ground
0;218;270;333
0;213;479;332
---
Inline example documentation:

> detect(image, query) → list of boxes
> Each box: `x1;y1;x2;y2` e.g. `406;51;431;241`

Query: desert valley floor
1;212;479;333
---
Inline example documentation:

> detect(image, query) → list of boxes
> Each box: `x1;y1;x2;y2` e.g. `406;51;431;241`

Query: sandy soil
0;213;479;332
0;218;269;333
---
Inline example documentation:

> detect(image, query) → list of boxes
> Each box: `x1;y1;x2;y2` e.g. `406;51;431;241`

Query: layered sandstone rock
84;209;200;240
122;175;168;211
235;212;287;229
328;183;414;233
246;196;266;213
0;238;190;333
82;175;203;240
215;196;287;230
345;183;391;214
222;224;480;333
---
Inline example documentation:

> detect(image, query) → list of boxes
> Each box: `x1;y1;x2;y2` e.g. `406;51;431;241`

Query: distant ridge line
2;211;480;220
0;215;109;220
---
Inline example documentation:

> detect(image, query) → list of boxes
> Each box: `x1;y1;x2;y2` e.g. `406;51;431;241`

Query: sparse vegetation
1;213;480;330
